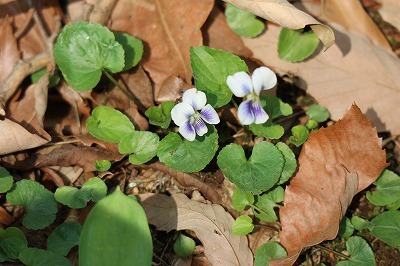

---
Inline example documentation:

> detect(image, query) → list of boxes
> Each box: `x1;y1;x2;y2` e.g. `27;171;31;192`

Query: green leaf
249;122;284;139
217;142;284;194
278;27;320;62
55;177;107;209
254;242;287;266
225;4;265;38
54;21;124;91
86;106;135;143
339;217;355;239
232;215;254;235
232;187;254;211
0;166;13;193
19;248;70;266
367;170;400;206
289;125;309;147
350;216;373;231
95;160;111;172
306;119;319;130
336;236;376;266
31;69;60;88
275;142;296;184
173;234;196;258
306;105;330;122
0;227;28;260
79;187;152;266
118;131;159;164
387;199;400;211
47;221;82;256
0;250;8;262
145;101;175;129
370;211;400;247
157;126;218;172
253;186;284;222
114;32;143;71
6;180;58;230
190;46;248;107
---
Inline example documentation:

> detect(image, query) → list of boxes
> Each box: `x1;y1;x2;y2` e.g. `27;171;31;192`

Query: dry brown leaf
202;7;253;58
110;0;214;95
156;75;193;103
243;23;400;134
121;66;154;110
270;104;387;265
0;16;20;83
223;0;334;49
138;193;253;266
379;0;400;31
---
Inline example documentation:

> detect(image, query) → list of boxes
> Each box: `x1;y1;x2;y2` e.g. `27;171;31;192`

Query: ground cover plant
1;0;400;265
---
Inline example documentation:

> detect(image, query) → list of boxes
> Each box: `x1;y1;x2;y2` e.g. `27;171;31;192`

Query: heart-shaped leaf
225;3;265;38
255;242;287;266
278;27;320;62
367;170;400;206
232;215;254;235
118;131;159;164
217;141;284;194
54;21;124;91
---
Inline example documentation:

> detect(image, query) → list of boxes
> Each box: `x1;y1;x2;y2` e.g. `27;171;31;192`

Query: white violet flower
171;88;220;141
226;66;277;125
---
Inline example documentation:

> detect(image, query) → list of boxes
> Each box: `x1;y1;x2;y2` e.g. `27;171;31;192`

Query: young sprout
171;88;220;141
226;66;277;125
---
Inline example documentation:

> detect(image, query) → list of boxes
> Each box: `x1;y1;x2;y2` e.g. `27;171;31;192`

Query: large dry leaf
0;16;20;83
379;0;400;31
243;23;400;134
110;0;214;95
270;104;387;265
138;193;253;266
223;0;335;49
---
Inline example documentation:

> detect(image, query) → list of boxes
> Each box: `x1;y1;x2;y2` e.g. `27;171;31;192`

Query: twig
314;244;350;259
89;0;118;25
14;7;35;39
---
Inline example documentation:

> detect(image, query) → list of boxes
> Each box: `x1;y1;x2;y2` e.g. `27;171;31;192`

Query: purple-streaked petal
171;102;195;126
182;88;207;110
251;101;269;124
238;100;255;125
179;120;196;141
193;118;208;137
226;72;253;97
251;66;277;95
200;104;220;125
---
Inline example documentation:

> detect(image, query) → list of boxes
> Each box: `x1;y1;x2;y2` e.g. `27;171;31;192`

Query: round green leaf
86;106;135;143
370;211;400;247
157;126;219;172
232;215;254;235
339;217;355;239
47;222;82;256
289;125;309;147
255;242;287;266
190;46;248;107
79;187;152;266
55;177;107;209
118;131;159;164
19;248;71;266
95;160;111;172
336;236;376;266
114;32;143;71
306;105;330;122
278;27;320;62
173;234;196;258
306;119;319;130
225;4;265;38
275;142;296;184
217;142;284;194
350;216;373;231
0;166;13;194
6;180;57;230
249;122;284;139
0;227;28;260
232;187;254;211
367;170;400;206
145;101;175;129
54;21;124;91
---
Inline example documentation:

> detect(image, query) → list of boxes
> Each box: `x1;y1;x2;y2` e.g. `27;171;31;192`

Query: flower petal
251;66;277;95
200;104;220;125
251;101;269;124
182;88;207;110
179;120;196;141
171;102;195;126
193;118;208;137
226;71;253;97
238;100;255;125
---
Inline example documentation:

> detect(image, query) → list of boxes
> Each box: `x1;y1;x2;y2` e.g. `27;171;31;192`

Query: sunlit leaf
232;215;253;235
278;27;320;62
118;131;159;164
225;3;264;38
336;236;375;265
232;187;254;211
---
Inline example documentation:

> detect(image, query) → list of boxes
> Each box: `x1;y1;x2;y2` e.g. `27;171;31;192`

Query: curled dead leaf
223;0;335;49
270;104;387;265
138;193;253;266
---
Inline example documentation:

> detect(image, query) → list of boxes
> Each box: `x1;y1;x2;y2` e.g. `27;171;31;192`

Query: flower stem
231;98;239;109
102;70;135;102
